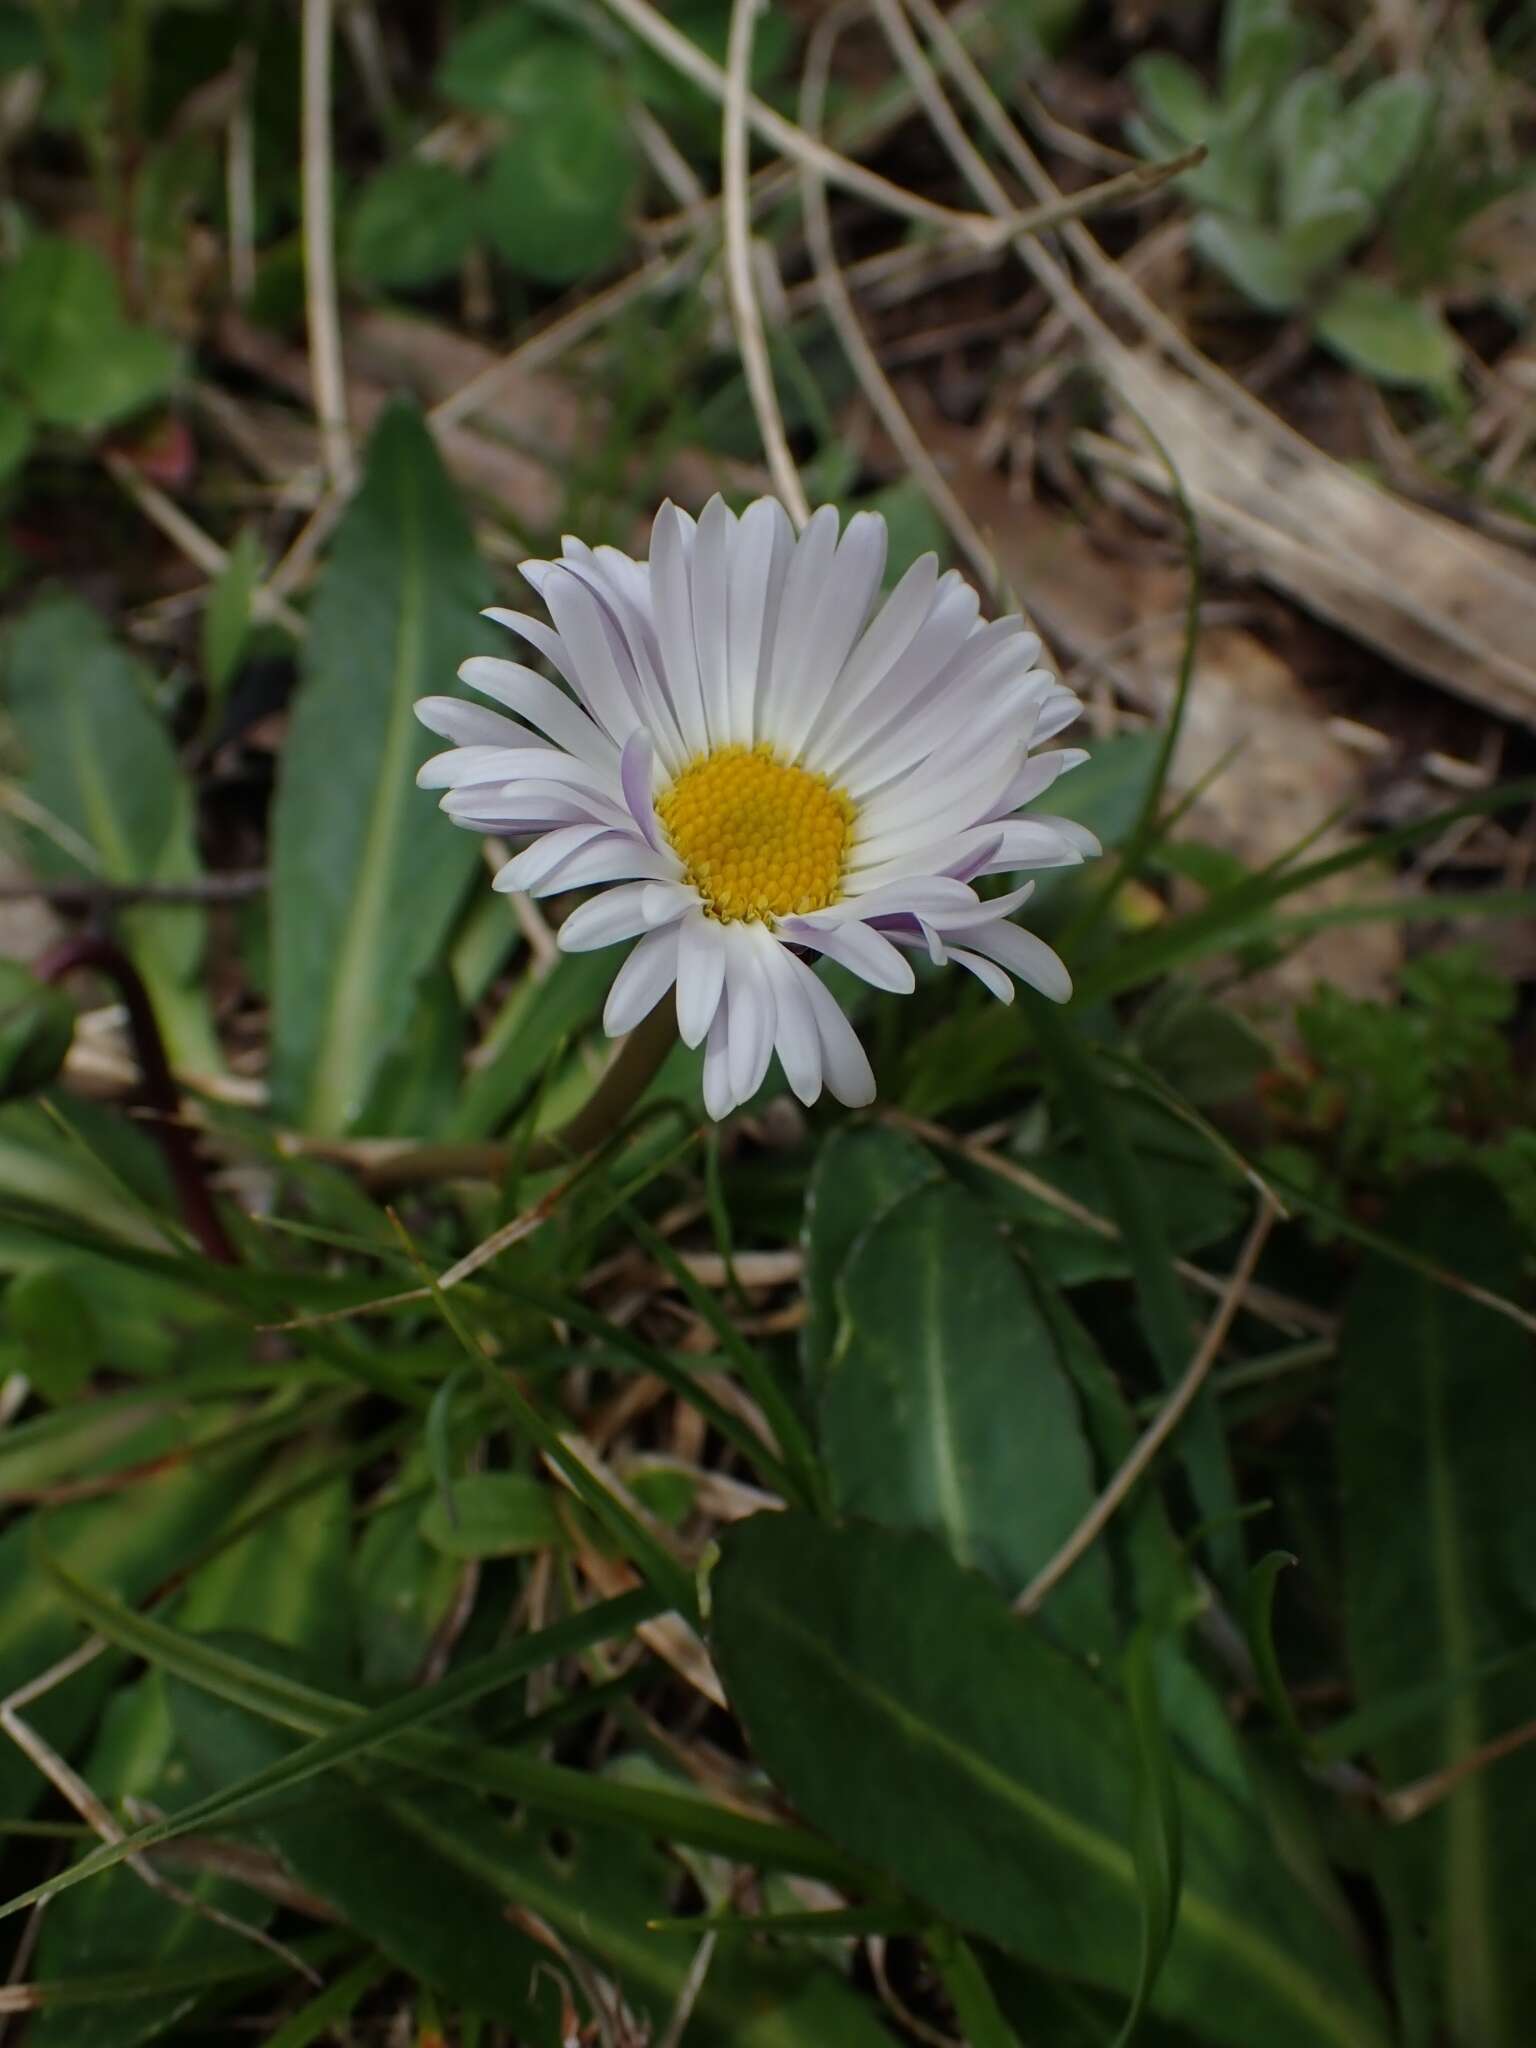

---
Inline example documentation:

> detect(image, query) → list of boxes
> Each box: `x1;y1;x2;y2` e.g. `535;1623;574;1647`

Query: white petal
675;912;726;1048
1019;813;1103;858
650;501;709;757
525;832;674;897
483;606;573;680
558;881;667;952
493;824;611;894
415;697;551;752
760;504;840;741
798;552;939;763
724;924;775;1105
553;547;687;771
799;969;876;1107
778;915;916;994
620;728;664;852
603;925;682;1033
542;568;645;745
811;574;980;779
1033;688;1084;742
995;745;1087;814
760;942;824;1105
947;946;1016;1003
776;510;888;759
456;658;616;769
922;879;1037;932
963;919;1073;1002
690;496;734;749
725;498;794;746
703;995;735;1121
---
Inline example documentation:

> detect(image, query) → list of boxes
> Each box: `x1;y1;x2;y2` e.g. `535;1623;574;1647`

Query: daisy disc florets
416;496;1097;1119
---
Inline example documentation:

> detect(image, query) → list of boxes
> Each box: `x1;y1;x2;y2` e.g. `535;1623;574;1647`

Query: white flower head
416;497;1097;1119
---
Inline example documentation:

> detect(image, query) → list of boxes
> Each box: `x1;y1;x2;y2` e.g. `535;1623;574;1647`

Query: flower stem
36;936;238;1265
362;1004;681;1193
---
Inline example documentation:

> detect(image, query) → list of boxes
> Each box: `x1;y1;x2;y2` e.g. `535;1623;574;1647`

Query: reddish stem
35;936;237;1266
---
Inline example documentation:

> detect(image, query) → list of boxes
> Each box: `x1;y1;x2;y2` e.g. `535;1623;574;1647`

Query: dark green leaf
0;393;33;479
713;1514;1390;2048
1341;1169;1536;2045
1129;55;1216;149
799;1123;938;1389
822;1181;1115;1649
0;239;179;429
0;960;75;1102
349;160;478;289
270;401;492;1133
481;48;634;285
201;527;265;697
5;1264;98;1401
4;595;217;1070
1116;1626;1185;2046
418;1471;564;1559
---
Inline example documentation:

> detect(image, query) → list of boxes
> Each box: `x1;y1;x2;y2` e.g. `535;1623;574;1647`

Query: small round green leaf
0;238;179;430
1314;277;1460;388
1191;214;1308;312
482;52;635;285
348;161;479;290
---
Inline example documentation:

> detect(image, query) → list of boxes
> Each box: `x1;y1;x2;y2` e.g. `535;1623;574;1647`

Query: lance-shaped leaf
1341;1169;1536;2047
712;1513;1390;2048
270;402;493;1133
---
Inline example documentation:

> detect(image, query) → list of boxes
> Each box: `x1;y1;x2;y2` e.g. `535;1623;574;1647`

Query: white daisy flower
416;497;1097;1120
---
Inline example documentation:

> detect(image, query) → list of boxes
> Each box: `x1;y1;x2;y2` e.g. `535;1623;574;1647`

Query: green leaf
1116;1627;1185;2047
270;401;491;1134
1282;190;1374;275
1221;0;1303;111
352;1456;465;1690
0;959;75;1102
712;1514;1391;2048
348;160;478;289
25;1474;353;2048
1314;277;1459;388
0;239;179;430
201;527;265;698
168;1640;565;2040
5;1264;98;1401
1340;1169;1536;2046
1129;55;1216;149
4;595;218;1071
1191;214;1308;312
435;11;571;115
799;1124;939;1390
0;392;34;479
821;1181;1115;1649
0;1457;246;1818
1272;70;1344;226
418;1471;564;1559
1027;1005;1242;1587
1244;1551;1309;1752
481;47;634;285
1335;74;1432;206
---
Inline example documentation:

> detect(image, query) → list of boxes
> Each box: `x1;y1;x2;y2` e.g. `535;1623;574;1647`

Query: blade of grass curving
647;1904;927;1939
1245;1552;1310;1754
389;1213;700;1619
1112;1626;1184;2048
1062;408;1202;954
929;1928;1025;2048
1027;998;1242;1586
0;1934;356;2015
12;1563;870;1909
8;1565;658;1913
619;1203;824;1511
1080;779;1536;1002
263;1956;392;2048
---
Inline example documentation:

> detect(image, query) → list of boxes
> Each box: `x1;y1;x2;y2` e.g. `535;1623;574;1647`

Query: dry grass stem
723;0;808;527
300;0;354;492
1016;1194;1282;1617
800;9;999;591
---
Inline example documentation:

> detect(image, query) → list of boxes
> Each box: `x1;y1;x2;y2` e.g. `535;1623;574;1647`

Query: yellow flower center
656;743;855;922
